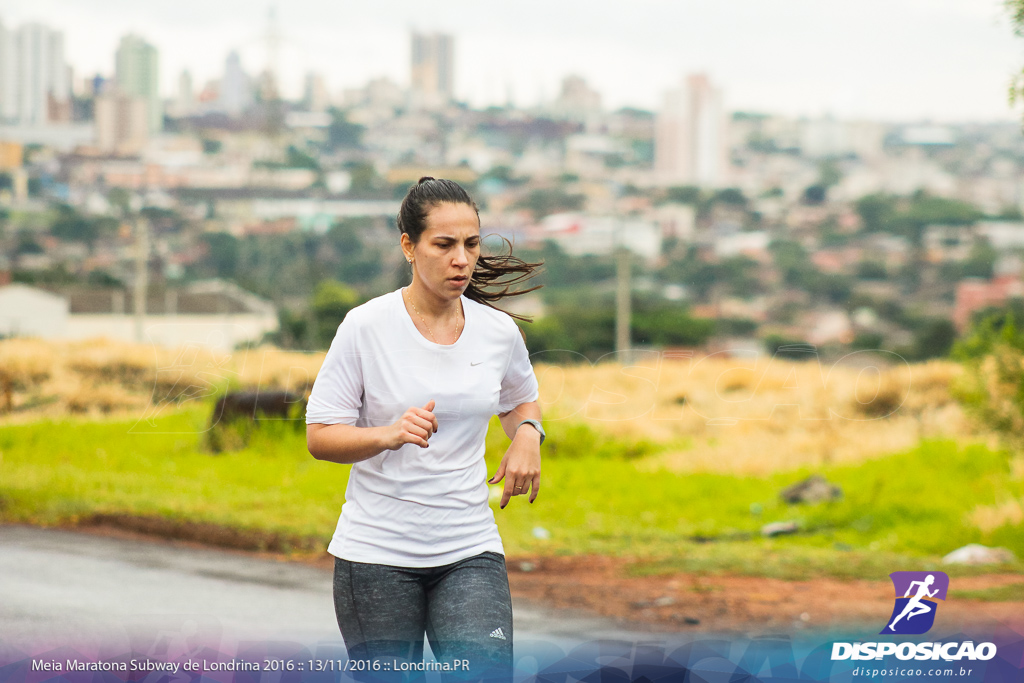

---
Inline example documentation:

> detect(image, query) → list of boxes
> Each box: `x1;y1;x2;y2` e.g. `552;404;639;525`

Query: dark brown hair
397;176;543;323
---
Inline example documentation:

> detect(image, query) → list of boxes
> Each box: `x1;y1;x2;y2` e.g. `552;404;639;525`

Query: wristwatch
516;419;545;446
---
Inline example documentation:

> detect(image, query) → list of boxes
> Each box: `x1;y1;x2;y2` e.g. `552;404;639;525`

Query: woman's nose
453;245;469;266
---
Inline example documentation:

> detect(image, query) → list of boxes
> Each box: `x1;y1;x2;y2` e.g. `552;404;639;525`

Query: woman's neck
405;281;461;320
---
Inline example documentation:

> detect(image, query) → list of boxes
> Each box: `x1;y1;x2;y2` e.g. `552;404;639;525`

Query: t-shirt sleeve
497;322;540;414
305;313;364;425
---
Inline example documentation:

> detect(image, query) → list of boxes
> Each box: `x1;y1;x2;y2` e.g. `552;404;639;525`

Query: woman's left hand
488;429;541;509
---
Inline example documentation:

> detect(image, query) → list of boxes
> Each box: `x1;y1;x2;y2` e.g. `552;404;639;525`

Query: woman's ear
399;233;412;262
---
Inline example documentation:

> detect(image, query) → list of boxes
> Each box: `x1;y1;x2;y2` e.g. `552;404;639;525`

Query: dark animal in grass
779;474;842;505
209;390;307;428
206;390;308;453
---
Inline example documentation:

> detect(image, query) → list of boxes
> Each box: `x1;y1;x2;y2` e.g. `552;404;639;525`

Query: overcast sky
5;0;1024;122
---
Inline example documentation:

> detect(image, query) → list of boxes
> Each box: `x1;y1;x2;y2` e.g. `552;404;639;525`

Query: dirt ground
500;554;1024;637
55;520;1024;638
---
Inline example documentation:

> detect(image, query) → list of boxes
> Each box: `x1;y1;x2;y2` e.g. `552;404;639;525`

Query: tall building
115;34;160;133
655;73;729;187
410;31;454;107
172;69;195;117
550;75;602;124
0;18;15;122
0;17;70;125
95;92;148;154
219;51;252;116
303;71;329;112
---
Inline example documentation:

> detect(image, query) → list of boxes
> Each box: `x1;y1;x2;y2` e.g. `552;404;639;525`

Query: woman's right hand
386;399;439;449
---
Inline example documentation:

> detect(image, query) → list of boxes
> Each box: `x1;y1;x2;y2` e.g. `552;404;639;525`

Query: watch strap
516;418;545;446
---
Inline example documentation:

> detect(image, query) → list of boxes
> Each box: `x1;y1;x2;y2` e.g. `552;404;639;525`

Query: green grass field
1;402;1022;580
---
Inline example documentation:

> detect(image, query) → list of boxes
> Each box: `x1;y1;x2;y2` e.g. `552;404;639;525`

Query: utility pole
261;6;285;136
615;221;631;365
305;235;319;351
264;6;282;97
133;214;149;344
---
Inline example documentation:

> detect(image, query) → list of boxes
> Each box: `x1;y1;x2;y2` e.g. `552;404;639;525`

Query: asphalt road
0;525;676;658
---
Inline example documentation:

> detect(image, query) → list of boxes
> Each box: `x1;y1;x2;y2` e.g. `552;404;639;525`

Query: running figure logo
881;571;949;635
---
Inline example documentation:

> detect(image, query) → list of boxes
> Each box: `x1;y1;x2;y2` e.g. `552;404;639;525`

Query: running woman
305;177;545;682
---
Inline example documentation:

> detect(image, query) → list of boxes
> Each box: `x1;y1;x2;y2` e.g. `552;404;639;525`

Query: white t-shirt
305;287;540;567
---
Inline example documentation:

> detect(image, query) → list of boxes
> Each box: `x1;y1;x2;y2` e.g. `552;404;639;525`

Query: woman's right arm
306;423;391;464
306;311;437;464
307;400;439;464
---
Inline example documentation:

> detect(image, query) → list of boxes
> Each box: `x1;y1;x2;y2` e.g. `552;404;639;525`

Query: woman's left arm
490;401;543;508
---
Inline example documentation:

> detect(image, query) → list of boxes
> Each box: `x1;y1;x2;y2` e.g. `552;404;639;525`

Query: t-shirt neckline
396;287;470;349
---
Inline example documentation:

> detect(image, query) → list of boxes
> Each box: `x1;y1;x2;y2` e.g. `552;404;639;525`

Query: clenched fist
386;399;439;449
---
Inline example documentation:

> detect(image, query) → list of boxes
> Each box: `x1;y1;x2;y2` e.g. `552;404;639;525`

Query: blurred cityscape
2;12;1023;362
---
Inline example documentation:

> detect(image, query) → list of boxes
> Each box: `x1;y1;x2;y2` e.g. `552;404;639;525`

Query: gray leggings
332;551;512;682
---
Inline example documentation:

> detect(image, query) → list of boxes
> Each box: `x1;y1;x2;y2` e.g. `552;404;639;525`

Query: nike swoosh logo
470;361;483;366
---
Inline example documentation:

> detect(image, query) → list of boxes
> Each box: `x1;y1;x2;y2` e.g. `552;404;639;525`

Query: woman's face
402;202;481;301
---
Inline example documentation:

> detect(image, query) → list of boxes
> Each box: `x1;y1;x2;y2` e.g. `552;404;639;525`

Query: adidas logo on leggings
489;628;506;640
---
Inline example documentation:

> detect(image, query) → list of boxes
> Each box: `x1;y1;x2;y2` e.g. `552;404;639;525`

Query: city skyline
1;0;1022;123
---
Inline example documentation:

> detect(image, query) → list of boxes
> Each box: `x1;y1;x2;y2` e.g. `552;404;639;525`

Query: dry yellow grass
0;337;318;423
0;337;56;384
232;345;324;395
534;354;984;475
0;338;996;475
